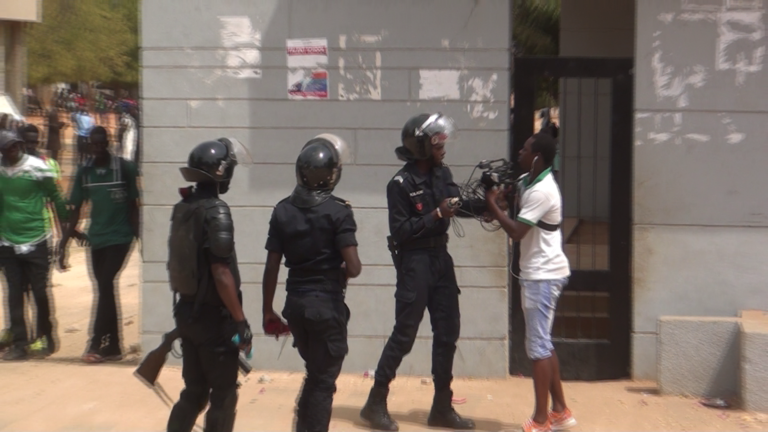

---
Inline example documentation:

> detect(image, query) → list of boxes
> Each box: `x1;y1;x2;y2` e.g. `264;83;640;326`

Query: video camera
451;159;522;232
477;159;520;190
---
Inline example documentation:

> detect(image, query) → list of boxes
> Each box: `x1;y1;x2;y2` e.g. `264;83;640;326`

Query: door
509;57;633;380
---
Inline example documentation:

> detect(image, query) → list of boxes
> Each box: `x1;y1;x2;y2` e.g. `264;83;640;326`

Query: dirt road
0;247;767;431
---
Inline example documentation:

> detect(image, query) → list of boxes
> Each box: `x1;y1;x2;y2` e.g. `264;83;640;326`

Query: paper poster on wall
287;38;329;99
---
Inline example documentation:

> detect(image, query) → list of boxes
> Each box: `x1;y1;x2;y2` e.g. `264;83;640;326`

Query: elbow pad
205;200;235;258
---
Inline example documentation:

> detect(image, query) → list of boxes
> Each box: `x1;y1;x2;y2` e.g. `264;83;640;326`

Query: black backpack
167;199;208;297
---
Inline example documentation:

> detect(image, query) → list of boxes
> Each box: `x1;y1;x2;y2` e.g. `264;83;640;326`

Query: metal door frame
509;56;633;380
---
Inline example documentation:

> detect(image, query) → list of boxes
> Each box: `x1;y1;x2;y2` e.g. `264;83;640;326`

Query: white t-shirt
516;168;571;280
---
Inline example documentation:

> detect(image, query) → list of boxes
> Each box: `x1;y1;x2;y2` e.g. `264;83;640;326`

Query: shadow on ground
332;405;518;431
625;385;660;395
0;356;140;367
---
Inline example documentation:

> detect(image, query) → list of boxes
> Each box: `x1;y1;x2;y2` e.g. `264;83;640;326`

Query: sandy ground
0;248;766;431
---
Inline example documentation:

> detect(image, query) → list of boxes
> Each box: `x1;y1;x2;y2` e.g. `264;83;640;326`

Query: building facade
140;0;511;377
0;0;41;111
140;0;768;381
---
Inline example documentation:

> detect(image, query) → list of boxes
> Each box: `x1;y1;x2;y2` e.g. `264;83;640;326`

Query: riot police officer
166;138;253;432
262;134;362;432
360;113;475;430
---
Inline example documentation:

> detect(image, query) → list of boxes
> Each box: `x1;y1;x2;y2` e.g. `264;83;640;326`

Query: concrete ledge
741;316;768;412
658;316;740;398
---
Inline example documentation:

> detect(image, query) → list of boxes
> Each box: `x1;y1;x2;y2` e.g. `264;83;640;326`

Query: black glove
234;320;253;348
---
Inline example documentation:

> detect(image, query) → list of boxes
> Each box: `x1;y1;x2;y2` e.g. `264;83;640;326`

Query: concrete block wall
741;312;768;412
657;316;740;398
632;0;768;380
658;312;768;413
140;0;511;377
741;321;768;411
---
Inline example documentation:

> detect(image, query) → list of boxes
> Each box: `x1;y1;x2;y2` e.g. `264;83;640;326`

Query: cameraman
485;133;576;432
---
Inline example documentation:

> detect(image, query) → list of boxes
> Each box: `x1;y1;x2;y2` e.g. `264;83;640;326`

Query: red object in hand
264;320;290;338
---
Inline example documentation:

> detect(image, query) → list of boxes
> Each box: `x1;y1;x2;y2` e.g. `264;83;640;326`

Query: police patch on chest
415;202;423;211
409;190;424;197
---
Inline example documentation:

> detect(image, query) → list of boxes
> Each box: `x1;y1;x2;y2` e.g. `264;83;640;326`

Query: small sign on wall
287;38;329;99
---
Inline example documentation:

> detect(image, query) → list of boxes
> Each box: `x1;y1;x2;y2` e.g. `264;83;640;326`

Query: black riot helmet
179;138;252;195
396;112;457;162
290;134;351;208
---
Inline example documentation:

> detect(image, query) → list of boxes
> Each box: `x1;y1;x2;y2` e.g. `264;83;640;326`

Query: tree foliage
513;0;561;109
27;0;139;87
513;0;560;57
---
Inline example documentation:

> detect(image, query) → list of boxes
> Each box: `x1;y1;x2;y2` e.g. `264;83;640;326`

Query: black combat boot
427;390;476;430
360;385;399;431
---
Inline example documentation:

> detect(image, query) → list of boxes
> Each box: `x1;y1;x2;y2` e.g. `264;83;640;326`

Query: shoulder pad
203;198;231;215
392;171;409;185
203;198;228;209
332;196;352;209
204;200;235;258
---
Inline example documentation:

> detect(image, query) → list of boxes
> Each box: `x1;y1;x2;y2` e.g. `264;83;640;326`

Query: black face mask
218;180;231;195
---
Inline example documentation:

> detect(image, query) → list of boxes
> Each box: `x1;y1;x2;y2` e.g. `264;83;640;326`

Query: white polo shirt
516;167;571;280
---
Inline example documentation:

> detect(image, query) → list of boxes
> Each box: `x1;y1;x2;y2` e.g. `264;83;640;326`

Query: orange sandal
82;352;104;363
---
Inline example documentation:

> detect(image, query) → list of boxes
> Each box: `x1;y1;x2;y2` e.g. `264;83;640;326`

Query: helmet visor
219;137;254;165
418;113;457;145
313;133;353;165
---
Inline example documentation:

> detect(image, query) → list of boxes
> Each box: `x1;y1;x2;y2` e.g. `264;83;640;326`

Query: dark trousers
168;302;240;432
282;292;350;432
374;247;461;392
87;242;131;355
0;242;54;347
76;135;88;165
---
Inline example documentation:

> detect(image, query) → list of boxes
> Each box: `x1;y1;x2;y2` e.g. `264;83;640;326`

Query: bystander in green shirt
69;155;139;250
0;154;68;248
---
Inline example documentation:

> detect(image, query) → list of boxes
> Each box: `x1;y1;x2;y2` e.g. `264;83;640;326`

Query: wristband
436;207;443;218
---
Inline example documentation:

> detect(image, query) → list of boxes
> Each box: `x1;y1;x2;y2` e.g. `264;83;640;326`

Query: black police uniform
362;112;474;431
166;138;248;432
167;184;243;432
265;192;357;432
376;162;462;388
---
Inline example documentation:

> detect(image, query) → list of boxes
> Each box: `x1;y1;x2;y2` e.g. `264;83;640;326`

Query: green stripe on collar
524;167;552;189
